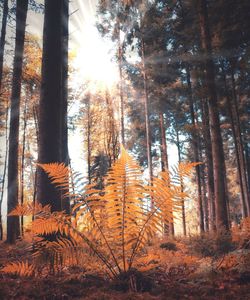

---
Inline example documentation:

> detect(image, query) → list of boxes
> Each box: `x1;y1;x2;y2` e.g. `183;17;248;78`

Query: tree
197;0;229;230
0;0;8;92
7;0;29;244
37;0;70;213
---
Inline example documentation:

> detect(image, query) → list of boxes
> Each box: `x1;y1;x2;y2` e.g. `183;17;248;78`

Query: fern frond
178;162;202;177
8;202;51;217
1;261;35;277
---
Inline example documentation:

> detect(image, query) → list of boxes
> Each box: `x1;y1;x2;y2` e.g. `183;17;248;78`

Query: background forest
0;0;250;299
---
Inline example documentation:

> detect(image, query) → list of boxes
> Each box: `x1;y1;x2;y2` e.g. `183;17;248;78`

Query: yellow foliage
232;217;250;248
7;148;196;278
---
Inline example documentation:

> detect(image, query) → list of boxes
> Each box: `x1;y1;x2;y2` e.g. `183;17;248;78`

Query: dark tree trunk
159;111;174;235
198;0;229;230
0;0;8;92
245;142;250;195
201;99;216;230
86;94;91;184
0;101;8;240
186;66;204;233
230;62;250;215
141;39;153;194
221;64;248;217
20;90;28;236
176;130;185;236
37;0;69;213
61;0;70;214
7;0;28;244
159;111;169;171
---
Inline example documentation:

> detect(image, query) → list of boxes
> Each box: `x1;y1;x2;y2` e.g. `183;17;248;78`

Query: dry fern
1;261;35;277
7;147;197;278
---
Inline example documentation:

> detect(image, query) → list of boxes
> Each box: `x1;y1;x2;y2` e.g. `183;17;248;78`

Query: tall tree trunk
221;65;248;217
0;102;8;240
0;0;8;92
176;130;185;236
230;62;250;215
7;0;28;244
159;111;169;171
141;39;153;202
37;0;69;212
118;25;125;146
159;110;174;235
201;99;216;230
20;90;28;236
61;0;70;214
198;0;229;230
86;94;91;184
186;66;204;232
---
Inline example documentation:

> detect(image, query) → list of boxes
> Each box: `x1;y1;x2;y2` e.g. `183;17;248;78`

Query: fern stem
80;194;122;273
128;187;171;268
55;216;118;277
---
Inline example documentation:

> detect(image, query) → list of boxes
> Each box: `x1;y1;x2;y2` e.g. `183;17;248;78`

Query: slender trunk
230;63;250;215
87;95;91;184
201;159;209;231
0;0;8;92
159;111;169;171
159;111;174;235
141;39;153;204
32;105;38;220
61;0;70;214
221;65;248;217
176;130;185;236
118;25;125;146
20;90;28;236
198;0;229;230
186;66;204;232
7;0;28;244
0;103;9;240
201;99;216;230
245;143;250;194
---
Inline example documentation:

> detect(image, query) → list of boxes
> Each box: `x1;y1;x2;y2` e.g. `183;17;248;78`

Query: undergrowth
1;147;199;290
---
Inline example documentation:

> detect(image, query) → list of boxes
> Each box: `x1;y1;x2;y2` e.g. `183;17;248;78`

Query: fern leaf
1;261;35;277
8;202;51;217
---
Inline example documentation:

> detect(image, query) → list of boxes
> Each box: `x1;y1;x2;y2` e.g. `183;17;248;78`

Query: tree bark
221;64;248;217
118;24;125;146
0;0;8;92
7;0;28;244
159;111;169;171
186;66;204;232
230;62;250;215
201;98;216;230
0;100;8;240
20;89;28;236
141;39;153;200
176;130;185;236
198;0;229;230
159;110;174;235
37;0;69;213
61;0;70;214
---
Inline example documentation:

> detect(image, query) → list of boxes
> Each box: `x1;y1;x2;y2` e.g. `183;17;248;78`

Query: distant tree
0;0;8;92
7;0;29;244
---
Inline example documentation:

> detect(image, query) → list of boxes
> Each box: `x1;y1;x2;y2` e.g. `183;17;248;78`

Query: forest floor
0;238;250;300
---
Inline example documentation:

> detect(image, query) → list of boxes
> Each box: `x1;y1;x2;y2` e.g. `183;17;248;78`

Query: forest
0;0;250;299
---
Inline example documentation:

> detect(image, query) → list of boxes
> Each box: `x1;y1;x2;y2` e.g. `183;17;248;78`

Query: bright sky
70;0;119;91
